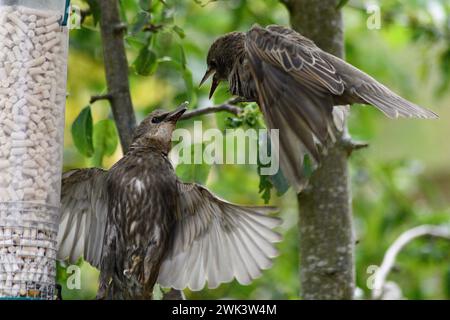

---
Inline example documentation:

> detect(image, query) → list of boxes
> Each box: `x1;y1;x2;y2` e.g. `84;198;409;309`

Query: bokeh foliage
59;0;450;299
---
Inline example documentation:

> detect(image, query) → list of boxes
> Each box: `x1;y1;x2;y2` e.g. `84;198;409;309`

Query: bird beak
200;67;214;87
166;102;188;122
200;68;220;99
209;74;220;99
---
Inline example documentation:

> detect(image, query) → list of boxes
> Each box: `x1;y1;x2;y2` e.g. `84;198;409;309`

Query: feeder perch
0;0;70;299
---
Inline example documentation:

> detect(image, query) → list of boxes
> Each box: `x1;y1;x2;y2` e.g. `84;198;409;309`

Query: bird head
131;103;188;153
200;31;246;99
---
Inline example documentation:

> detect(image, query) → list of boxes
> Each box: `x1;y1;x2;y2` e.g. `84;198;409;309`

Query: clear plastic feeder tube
0;0;69;299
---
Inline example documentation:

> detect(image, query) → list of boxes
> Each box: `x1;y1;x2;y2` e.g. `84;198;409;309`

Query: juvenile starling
56;104;281;299
201;25;438;192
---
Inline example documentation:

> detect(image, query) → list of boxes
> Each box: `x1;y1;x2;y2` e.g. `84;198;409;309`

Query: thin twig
372;225;450;299
180;104;242;120
341;137;369;154
350;140;369;151
90;93;112;104
143;24;164;33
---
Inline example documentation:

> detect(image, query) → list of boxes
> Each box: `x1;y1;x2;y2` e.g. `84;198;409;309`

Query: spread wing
245;25;343;191
56;168;109;268
346;77;438;119
245;25;437;192
264;25;438;119
157;182;281;291
246;25;344;142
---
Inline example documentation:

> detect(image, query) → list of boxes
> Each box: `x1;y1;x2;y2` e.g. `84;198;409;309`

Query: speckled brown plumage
201;24;438;193
57;105;281;299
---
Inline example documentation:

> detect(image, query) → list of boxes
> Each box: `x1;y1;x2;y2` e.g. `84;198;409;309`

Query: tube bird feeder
0;0;70;299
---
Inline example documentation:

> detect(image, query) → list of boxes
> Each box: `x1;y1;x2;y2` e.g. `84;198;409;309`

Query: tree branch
98;0;136;153
143;24;164;33
372;225;450;299
180;103;242;120
90;93;112;104
340;137;369;155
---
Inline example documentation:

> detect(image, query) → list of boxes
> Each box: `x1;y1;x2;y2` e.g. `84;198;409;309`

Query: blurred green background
58;0;450;299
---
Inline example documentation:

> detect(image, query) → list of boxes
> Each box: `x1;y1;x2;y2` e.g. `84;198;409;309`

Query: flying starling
56;104;281;299
201;24;438;192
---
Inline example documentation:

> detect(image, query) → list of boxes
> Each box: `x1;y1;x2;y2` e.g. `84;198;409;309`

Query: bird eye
152;116;162;124
210;60;217;68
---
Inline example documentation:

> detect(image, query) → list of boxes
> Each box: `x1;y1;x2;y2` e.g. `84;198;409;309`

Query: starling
56;104;281;299
201;24;438;192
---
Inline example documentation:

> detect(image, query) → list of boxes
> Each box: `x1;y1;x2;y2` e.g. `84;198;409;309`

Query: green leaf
444;266;450;298
225;116;243;128
176;144;210;185
302;154;315;178
139;0;152;12
161;5;174;24
133;46;158;76
270;168;289;196
215;111;232;131
179;45;187;69
336;0;350;9
258;174;272;204
93;119;119;167
172;25;185;39
437;47;450;95
130;11;151;35
257;131;289;201
152;283;164;300
71;106;94;157
85;0;101;25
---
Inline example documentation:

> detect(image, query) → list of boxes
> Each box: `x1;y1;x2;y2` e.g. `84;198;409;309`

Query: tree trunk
282;0;355;299
98;0;136;152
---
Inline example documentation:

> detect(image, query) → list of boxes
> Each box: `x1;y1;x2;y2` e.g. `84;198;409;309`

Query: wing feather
248;25;345;95
350;81;438;119
56;168;108;268
266;24;438;119
244;25;437;193
157;182;281;290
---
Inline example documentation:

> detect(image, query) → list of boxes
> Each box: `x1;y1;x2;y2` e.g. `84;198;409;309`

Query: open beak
200;67;214;87
209;74;219;99
200;68;220;99
166;102;188;122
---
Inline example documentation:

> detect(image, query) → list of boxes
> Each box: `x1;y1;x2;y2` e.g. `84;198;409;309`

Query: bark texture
99;0;136;152
283;0;355;299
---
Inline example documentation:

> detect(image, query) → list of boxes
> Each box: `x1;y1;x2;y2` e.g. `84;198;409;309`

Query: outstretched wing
245;25;437;192
245;25;344;191
56;168;109;268
246;24;344;142
264;25;438;119
346;76;438;119
157;182;281;291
